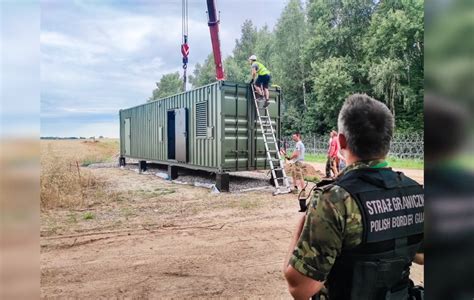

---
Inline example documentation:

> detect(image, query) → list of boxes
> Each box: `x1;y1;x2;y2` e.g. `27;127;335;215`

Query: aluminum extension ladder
250;84;291;195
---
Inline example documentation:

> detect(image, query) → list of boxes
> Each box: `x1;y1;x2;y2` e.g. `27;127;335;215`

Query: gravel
87;162;118;168
117;162;275;193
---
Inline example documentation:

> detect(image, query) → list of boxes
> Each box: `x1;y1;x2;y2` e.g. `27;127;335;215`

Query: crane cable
181;0;189;91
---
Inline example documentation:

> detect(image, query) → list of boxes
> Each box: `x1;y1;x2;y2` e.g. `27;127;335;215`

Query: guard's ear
338;133;347;150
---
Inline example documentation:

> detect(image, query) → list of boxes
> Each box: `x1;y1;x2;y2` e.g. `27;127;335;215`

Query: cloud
40;0;287;137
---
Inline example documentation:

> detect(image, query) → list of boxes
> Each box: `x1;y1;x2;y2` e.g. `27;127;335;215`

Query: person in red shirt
328;131;339;177
324;132;333;177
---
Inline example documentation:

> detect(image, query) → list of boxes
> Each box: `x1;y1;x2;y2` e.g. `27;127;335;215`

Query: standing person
248;54;271;108
325;132;333;178
328;131;339;177
283;94;424;299
280;132;306;211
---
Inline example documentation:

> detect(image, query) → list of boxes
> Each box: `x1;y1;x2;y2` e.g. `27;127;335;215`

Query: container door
175;108;188;162
124;118;131;155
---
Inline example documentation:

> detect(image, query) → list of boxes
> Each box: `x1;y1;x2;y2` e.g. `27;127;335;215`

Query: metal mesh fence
282;132;423;160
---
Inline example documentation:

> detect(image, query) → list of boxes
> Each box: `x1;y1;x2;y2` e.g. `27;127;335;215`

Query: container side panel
118;81;280;172
221;83;251;171
211;82;283;172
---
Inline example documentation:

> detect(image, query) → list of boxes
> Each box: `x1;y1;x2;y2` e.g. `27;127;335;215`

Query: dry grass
40;139;119;210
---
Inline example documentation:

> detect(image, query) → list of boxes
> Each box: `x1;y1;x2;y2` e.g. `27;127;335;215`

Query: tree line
148;0;424;136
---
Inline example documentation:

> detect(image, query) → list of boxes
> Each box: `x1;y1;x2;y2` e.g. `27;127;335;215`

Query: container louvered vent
196;101;208;138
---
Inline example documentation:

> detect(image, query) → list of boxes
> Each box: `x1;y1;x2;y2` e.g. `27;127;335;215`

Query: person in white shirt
280;132;307;211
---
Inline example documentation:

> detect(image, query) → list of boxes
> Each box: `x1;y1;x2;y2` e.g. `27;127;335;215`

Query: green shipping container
119;81;282;189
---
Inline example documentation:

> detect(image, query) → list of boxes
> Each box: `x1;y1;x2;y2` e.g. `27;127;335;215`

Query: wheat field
40;139;119;209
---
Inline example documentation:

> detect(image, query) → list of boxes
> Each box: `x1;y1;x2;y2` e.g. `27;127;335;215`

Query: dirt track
41;164;423;298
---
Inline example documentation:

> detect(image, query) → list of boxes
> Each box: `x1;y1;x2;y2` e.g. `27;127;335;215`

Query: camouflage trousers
289;161;305;180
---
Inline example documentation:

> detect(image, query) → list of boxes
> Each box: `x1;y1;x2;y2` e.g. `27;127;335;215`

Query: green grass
303;153;330;163
386;157;424;169
304;153;423;170
304;175;322;183
81;157;105;167
82;212;95;220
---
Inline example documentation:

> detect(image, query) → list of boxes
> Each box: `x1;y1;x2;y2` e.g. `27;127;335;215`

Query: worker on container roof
248;54;271;108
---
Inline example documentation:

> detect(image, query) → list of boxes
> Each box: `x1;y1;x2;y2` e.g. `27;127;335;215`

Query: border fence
282;132;424;160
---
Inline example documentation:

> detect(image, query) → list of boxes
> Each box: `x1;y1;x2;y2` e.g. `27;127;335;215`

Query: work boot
263;99;270;108
299;199;307;212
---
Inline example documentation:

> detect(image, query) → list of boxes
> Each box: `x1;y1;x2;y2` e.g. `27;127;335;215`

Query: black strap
395;237;408;257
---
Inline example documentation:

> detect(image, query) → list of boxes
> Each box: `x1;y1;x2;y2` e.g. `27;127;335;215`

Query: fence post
313;136;316;154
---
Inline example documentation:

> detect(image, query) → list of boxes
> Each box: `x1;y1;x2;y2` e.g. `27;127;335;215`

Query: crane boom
206;0;225;80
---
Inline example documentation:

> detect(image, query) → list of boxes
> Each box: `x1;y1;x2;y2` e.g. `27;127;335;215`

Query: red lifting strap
181;43;189;58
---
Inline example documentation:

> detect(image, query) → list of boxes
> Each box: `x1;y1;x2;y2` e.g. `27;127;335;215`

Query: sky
38;0;288;138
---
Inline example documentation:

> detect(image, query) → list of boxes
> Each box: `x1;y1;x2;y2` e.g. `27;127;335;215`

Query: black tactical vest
325;167;424;300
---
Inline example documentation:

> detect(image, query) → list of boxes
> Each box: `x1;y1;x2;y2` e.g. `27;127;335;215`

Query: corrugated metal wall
119;81;281;173
220;82;280;171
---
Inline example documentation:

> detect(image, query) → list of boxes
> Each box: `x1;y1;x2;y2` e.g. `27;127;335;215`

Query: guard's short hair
338;94;394;160
293;131;301;137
